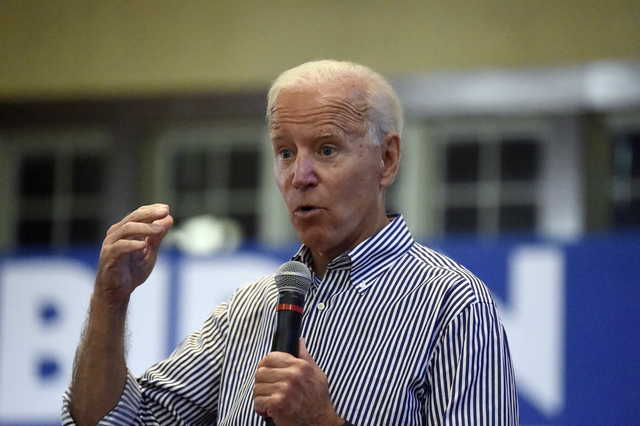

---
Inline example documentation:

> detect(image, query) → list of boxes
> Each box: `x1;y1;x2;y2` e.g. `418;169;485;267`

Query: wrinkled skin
95;203;174;306
270;81;399;276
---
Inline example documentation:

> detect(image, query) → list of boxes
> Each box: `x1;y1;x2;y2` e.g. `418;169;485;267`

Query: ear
379;133;401;188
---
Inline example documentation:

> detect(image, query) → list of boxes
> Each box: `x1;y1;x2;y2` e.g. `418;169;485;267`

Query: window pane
445;141;479;183
229;148;259;190
612;131;640;180
613;199;640;228
174;150;208;192
500;138;540;181
19;154;55;197
499;204;536;232
69;218;102;245
174;193;208;218
18;219;53;247
72;154;105;194
444;206;478;234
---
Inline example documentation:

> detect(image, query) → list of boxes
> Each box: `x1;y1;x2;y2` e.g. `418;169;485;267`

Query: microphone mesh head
275;261;312;296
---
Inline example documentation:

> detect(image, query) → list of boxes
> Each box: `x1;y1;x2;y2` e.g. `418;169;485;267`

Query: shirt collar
291;214;415;287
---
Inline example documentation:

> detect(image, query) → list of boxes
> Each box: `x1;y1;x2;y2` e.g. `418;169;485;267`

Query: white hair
266;59;404;145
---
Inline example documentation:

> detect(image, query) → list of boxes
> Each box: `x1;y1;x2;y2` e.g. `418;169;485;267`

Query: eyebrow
269;132;288;142
316;133;339;141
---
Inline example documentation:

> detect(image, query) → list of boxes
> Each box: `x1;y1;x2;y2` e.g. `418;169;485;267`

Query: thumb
298;337;315;363
147;215;174;249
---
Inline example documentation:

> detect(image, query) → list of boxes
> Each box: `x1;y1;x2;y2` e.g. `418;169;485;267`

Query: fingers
253;380;283;397
105;221;166;245
254;393;283;419
254;350;316;392
255;364;292;385
120;203;170;225
258;351;298;368
298;338;313;362
253;375;292;419
152;214;174;228
255;341;316;381
107;239;147;256
105;204;173;244
100;204;174;270
255;351;301;385
146;214;174;248
253;344;336;424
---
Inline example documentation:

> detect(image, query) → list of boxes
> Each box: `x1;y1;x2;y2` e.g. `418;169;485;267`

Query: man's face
270;82;391;259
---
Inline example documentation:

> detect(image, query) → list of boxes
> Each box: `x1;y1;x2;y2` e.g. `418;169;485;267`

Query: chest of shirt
216;269;449;425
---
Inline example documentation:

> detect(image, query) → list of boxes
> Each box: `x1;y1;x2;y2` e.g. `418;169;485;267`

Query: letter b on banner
0;256;170;422
0;259;93;421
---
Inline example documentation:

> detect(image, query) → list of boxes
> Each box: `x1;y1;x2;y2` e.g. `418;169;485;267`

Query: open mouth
295;205;321;215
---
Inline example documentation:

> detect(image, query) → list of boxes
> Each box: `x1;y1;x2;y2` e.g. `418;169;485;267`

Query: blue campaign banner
0;233;638;425
437;234;640;426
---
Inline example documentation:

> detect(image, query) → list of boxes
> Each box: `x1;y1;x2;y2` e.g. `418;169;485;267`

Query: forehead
269;83;368;138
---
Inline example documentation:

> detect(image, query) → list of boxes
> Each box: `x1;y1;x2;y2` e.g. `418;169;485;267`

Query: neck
309;213;391;278
311;252;330;278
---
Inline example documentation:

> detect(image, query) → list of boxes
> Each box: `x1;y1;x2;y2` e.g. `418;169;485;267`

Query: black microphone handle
271;308;302;356
271;291;305;355
265;292;305;425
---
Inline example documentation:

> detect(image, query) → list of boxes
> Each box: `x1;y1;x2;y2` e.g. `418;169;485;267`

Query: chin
296;228;331;251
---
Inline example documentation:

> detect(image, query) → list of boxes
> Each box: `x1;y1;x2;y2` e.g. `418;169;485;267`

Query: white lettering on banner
498;247;565;418
178;254;280;343
0;259;93;420
0;257;169;421
125;257;170;376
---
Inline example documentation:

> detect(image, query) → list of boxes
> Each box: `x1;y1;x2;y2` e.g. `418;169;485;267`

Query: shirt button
317;302;326;311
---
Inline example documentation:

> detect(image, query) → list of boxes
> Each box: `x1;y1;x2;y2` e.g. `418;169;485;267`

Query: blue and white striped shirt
62;215;518;425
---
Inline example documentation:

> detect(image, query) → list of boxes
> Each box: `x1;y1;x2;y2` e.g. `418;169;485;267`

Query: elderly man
63;60;518;425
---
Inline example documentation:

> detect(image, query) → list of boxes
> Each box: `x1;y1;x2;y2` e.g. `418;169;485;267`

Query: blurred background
0;1;638;425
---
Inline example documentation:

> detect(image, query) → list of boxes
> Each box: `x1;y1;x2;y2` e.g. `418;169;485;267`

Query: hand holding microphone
253;261;344;426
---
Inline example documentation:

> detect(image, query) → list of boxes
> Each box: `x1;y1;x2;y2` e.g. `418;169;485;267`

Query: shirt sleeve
425;301;519;426
61;301;230;425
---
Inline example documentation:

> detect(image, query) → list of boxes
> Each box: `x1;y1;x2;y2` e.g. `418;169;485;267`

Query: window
610;124;640;228
433;121;545;236
8;130;109;248
157;125;264;240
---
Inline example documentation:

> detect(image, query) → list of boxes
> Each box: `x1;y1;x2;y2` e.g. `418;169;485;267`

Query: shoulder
232;273;277;302
225;273;278;319
403;241;496;310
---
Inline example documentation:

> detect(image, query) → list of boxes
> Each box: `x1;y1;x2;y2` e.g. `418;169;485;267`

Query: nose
291;152;318;190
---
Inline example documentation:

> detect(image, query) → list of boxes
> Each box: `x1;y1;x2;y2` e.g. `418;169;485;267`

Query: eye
278;148;294;160
320;145;336;157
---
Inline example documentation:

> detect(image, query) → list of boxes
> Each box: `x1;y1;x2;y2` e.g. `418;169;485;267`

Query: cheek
273;166;287;191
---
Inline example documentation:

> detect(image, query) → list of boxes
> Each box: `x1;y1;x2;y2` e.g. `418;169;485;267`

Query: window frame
1;128;110;248
151;122;270;242
399;116;584;239
606;110;640;229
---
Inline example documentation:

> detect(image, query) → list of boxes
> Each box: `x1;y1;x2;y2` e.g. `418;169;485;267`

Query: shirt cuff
61;370;142;425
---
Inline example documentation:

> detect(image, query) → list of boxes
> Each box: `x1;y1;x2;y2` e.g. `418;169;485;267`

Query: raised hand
94;203;173;307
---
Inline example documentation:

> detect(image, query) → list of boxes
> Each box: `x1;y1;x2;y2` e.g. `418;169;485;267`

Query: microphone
271;260;312;355
265;261;311;425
